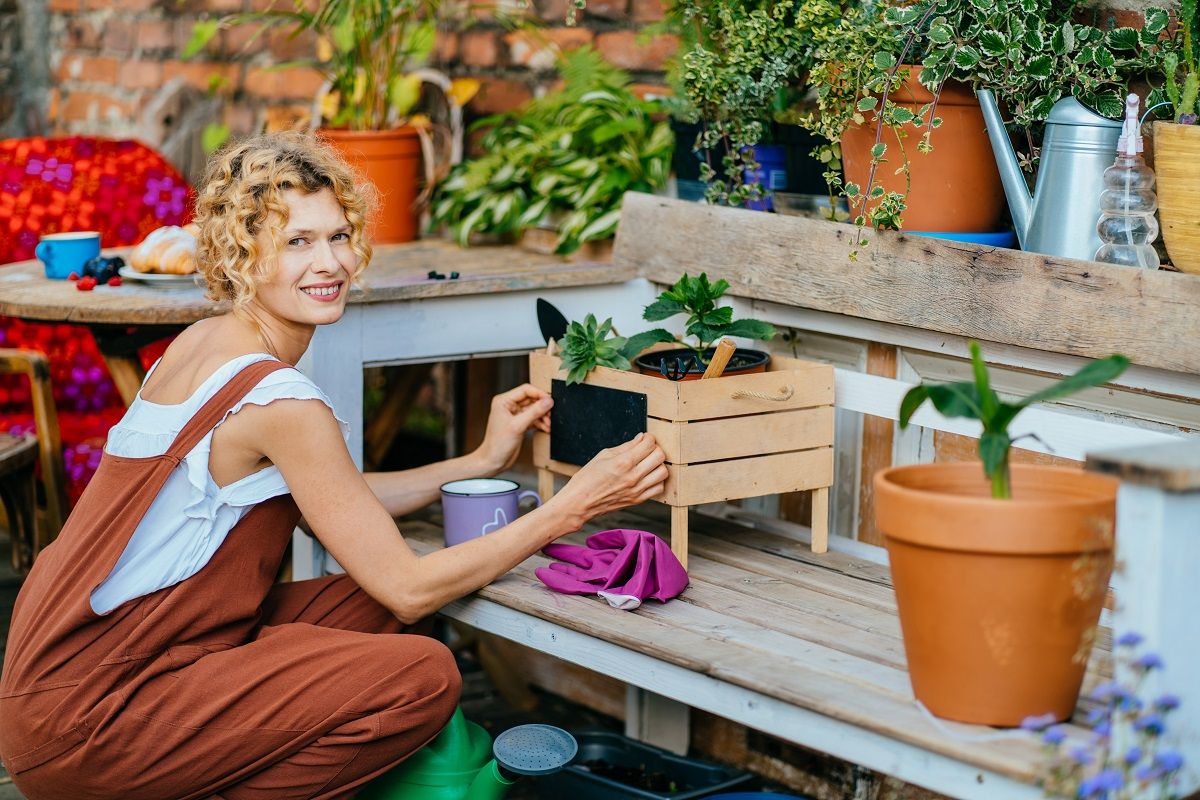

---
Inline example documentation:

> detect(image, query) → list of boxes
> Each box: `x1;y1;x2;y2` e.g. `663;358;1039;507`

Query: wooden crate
529;347;836;567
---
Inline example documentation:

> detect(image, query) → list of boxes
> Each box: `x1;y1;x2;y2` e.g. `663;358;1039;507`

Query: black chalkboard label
550;379;648;466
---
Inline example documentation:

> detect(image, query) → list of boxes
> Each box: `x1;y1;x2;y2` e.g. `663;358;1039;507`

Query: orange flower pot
874;462;1116;726
321;127;422;244
841;69;1006;233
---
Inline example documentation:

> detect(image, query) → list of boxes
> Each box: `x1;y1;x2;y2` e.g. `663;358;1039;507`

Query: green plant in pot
620;272;777;380
874;342;1129;726
800;0;1174;256
429;47;672;255
558;315;630;385
1151;0;1200;274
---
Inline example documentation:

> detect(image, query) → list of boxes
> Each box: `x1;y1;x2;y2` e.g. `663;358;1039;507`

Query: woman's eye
331;232;350;243
288;237;307;247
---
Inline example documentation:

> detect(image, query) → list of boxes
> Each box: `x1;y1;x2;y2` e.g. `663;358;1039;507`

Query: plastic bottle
1094;93;1159;269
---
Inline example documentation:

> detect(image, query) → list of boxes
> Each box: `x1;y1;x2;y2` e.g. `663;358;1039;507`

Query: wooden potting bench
399;195;1200;800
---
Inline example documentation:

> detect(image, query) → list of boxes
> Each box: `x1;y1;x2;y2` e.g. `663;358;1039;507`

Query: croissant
131;226;198;275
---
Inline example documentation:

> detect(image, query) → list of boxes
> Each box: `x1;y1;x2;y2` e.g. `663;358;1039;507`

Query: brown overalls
0;360;461;800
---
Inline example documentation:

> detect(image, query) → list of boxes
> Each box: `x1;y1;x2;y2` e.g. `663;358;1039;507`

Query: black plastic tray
537;730;755;799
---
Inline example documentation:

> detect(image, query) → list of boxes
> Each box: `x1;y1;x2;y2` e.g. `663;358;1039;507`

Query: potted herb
1151;0;1200;273
558;314;630;385
874;342;1129;726
187;0;457;243
430;47;673;256
621;272;777;381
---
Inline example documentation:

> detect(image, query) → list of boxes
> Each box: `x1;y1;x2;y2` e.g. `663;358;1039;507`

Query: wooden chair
0;349;70;571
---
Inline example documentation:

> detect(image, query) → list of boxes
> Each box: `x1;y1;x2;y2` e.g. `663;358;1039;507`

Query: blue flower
1042;727;1067;746
1021;712;1058;732
1123;746;1143;765
1116;632;1144;648
1134;713;1166;736
1154;694;1181;712
1154;751;1184;773
1069;746;1094;766
1133;652;1164;671
1093;720;1112;738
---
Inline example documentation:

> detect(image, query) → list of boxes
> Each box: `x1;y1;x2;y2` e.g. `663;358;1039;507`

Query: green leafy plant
1158;0;1199;122
430;47;672;254
899;342;1129;499
622;272;777;361
185;0;441;131
559;314;630;385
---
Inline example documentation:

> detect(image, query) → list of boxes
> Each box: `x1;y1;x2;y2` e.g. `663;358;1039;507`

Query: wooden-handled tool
701;338;737;379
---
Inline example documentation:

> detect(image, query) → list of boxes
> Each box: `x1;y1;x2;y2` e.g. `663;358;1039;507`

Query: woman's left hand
475;383;552;474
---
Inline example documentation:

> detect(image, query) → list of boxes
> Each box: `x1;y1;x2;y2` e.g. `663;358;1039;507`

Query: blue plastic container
743;145;788;212
908;230;1018;249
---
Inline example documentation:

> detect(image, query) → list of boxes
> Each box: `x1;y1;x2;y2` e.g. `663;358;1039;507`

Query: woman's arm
364;384;552;518
239;397;666;623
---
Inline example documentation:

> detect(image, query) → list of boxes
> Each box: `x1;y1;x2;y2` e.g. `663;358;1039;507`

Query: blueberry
82;255;123;284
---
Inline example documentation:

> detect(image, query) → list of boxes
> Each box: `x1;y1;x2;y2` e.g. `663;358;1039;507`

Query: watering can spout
464;760;515;800
977;89;1032;247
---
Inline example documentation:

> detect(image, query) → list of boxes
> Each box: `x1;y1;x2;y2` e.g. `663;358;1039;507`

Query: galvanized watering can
977;89;1121;261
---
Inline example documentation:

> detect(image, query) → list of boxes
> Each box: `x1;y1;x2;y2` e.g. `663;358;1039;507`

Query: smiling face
248;187;357;330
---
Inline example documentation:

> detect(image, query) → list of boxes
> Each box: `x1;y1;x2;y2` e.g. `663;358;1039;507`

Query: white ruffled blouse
89;353;348;615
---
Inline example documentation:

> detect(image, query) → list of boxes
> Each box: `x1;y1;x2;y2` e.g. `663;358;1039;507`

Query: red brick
162;59;241;92
581;0;627;19
119;59;164;89
136;19;173;51
244;65;326;100
461;29;501;67
219;20;267;57
85;0;153;10
268;26;317;61
505;28;593;70
535;0;574;24
595;31;678;71
60;90;134;122
469;77;532;114
265;103;313;133
250;0;317;10
176;0;242;10
631;0;666;23
435;31;459;63
630;82;671;100
48;0;80;12
57;55;121;84
65;18;101;50
103;19;136;54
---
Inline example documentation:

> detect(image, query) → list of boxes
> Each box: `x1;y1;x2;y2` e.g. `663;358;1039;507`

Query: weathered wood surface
1087;439;1200;491
0;240;626;325
403;506;1112;784
614;192;1200;375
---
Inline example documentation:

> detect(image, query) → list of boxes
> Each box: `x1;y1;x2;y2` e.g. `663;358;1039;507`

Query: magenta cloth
535;529;689;607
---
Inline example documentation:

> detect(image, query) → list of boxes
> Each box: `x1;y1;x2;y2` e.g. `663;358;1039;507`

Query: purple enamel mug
440;478;542;547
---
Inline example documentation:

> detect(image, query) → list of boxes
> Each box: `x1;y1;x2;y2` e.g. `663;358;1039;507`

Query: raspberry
68;272;80;281
76;280;94;292
107;276;122;287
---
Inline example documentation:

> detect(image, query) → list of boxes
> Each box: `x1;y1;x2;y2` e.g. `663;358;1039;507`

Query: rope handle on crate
731;385;795;401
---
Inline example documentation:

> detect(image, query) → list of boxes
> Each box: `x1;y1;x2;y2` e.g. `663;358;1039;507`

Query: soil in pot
874;462;1117;726
840;69;1005;233
634;348;769;381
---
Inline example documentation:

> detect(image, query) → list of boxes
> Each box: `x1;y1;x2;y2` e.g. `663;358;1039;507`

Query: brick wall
0;0;17;126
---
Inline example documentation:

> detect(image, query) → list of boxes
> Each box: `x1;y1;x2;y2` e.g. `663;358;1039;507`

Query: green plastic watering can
358;708;578;800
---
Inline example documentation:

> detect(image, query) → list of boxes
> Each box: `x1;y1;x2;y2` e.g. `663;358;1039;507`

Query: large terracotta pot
321;127;422;244
874;462;1117;726
1153;121;1200;274
841;69;1005;233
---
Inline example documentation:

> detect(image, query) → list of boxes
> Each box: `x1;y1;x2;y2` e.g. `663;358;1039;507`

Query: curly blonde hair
193;132;375;309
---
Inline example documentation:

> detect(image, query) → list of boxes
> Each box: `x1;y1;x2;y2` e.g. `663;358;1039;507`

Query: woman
0;133;667;800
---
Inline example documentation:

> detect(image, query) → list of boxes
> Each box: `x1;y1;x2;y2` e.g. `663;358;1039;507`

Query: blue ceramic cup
36;231;101;280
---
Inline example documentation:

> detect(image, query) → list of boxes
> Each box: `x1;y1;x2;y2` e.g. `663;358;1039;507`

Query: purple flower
1042;727;1067;745
1124;746;1143;765
1092;719;1111;739
1134;653;1164;671
1116;631;1144;648
1134;713;1165;736
1154;751;1184;772
1069;745;1094;766
1021;712;1058;732
1079;768;1124;798
1154;694;1181;712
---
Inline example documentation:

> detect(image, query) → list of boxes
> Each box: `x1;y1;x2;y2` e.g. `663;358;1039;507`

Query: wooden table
1;238;648;577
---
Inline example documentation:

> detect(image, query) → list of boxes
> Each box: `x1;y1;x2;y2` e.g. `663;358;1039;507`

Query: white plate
117;266;200;288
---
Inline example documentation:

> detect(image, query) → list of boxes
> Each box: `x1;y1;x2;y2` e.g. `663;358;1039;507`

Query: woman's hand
474;383;553;475
549;433;668;531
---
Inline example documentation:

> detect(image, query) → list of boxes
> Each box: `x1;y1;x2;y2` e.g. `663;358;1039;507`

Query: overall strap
165;359;294;462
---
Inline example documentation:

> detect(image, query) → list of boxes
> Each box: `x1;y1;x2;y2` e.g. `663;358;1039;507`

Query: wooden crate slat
648;406;834;464
666;447;834;506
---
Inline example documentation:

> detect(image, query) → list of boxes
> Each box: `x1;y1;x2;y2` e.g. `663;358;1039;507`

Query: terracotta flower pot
841;69;1006;233
321;127;422;244
874;462;1117;726
1153;121;1200;274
